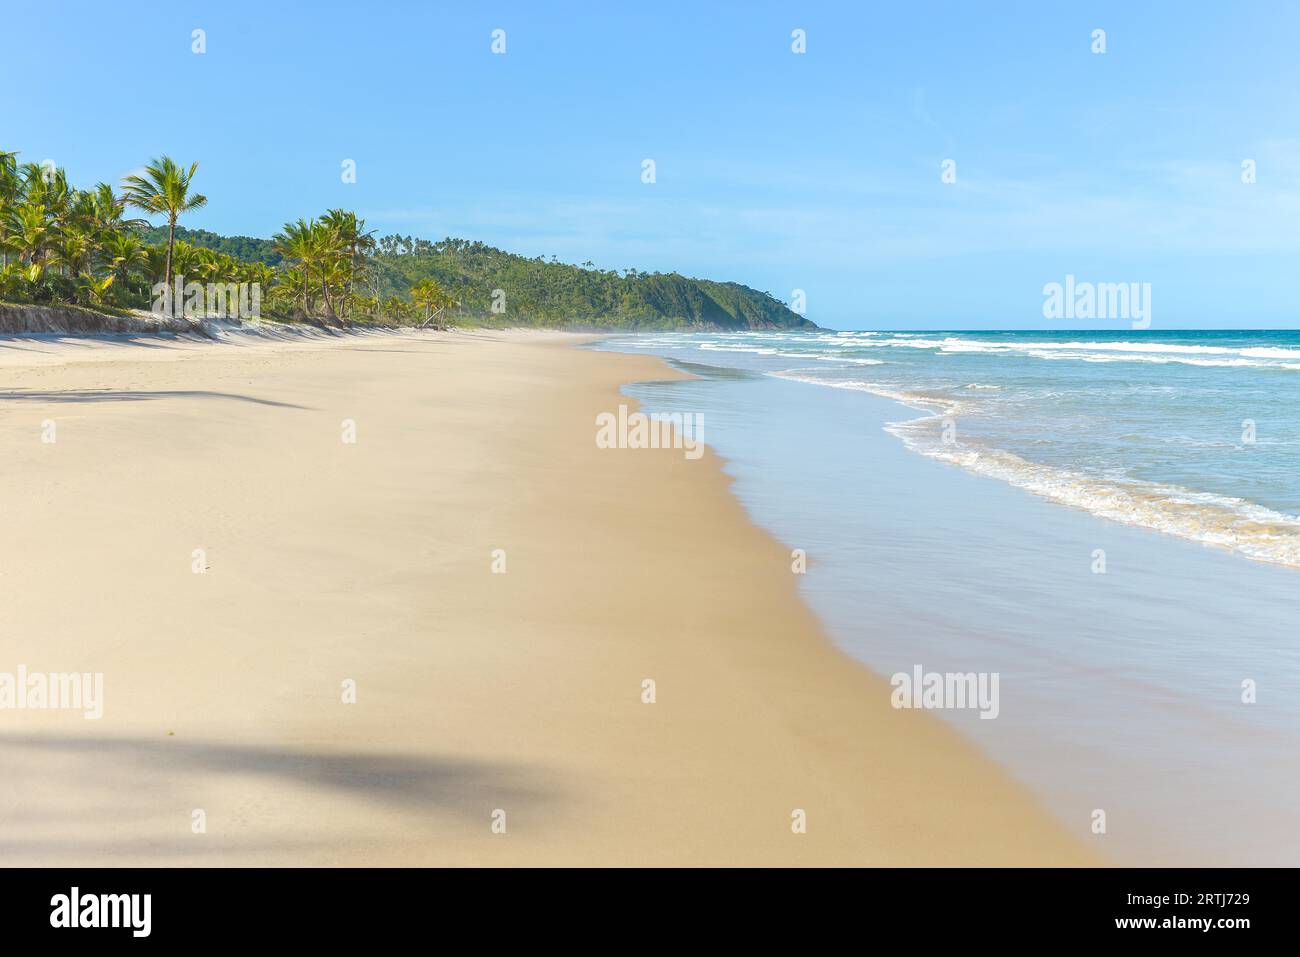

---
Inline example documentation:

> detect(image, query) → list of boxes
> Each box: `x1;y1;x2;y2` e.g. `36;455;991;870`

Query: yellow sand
0;329;1094;865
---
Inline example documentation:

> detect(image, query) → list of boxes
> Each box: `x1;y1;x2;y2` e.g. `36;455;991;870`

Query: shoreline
607;336;1300;865
0;330;1094;865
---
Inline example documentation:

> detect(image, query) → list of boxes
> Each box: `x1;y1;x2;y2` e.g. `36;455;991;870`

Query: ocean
593;330;1300;865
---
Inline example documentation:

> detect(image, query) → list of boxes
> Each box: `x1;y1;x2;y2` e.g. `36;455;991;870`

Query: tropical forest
0;149;815;331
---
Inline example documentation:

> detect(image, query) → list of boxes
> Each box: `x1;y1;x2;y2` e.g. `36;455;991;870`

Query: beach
0;329;1091;866
606;331;1300;866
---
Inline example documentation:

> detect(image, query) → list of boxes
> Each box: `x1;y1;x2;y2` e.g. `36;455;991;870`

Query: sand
0;328;1095;865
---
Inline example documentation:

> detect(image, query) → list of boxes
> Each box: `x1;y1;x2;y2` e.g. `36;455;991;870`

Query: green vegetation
135;225;283;266
122;156;208;308
410;278;455;330
1;145;816;330
0;150;280;317
363;237;816;329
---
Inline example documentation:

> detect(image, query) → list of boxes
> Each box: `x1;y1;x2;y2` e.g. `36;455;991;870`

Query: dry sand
0;329;1095;865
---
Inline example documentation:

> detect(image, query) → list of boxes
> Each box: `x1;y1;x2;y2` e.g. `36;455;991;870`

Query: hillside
139;227;816;330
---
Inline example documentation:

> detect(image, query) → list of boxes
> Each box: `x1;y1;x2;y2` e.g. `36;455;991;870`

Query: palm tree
121;157;207;315
193;248;223;284
151;241;203;315
5;203;56;274
309;219;345;317
143;244;171;287
268;265;309;316
51;225;95;283
102;233;147;299
411;278;455;329
22;163;72;221
0;150;21;268
240;261;274;290
86;182;146;237
168;241;201;283
273;219;322;317
321;209;376;317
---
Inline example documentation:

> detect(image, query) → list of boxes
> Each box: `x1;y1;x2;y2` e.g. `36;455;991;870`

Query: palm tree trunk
344;244;357;318
321;269;334;318
165;218;176;318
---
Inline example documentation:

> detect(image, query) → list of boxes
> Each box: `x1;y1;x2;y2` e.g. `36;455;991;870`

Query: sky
4;1;1299;330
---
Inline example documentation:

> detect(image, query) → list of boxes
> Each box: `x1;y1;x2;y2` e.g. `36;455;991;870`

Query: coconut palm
86;182;146;237
193;248;224;284
102;233;147;299
267;264;309;315
311;219;347;317
50;225;96;282
168;241;202;283
273;219;321;317
321;208;376;316
143;243;171;286
411;278;455;329
0;262;29;299
5;203;56;274
22;162;72;220
156;241;204;316
0;150;21;268
239;261;275;290
121;156;207;315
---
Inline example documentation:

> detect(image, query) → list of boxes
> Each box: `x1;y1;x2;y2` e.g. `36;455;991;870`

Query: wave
1004;340;1300;359
812;354;885;365
770;372;961;412
866;336;1300;356
769;370;1300;569
698;343;780;354
698;342;887;364
832;335;1300;369
1020;350;1300;370
900;434;1300;569
737;337;1300;369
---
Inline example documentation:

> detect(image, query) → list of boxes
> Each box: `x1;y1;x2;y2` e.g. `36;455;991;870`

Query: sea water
594;330;1300;865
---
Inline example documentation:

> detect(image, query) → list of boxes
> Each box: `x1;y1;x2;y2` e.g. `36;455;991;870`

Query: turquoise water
612;330;1300;568
595;331;1300;865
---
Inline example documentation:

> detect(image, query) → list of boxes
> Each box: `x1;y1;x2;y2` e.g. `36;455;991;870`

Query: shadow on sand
0;733;558;859
0;389;308;409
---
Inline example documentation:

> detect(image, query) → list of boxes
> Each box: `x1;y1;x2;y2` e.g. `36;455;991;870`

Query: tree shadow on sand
0;733;559;860
0;389;308;409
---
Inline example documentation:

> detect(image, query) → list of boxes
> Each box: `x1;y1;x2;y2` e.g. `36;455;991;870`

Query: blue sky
4;1;1299;329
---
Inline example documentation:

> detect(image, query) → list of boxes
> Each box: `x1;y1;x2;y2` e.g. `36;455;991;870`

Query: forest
1;149;816;331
